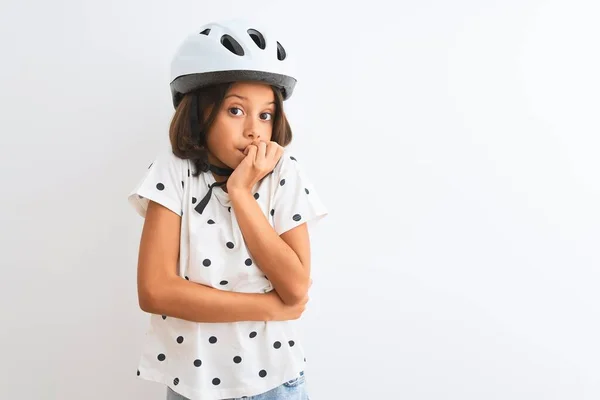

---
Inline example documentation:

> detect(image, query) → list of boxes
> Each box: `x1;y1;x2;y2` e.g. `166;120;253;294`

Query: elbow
138;283;161;314
138;290;156;313
280;274;312;306
280;285;309;306
138;276;179;313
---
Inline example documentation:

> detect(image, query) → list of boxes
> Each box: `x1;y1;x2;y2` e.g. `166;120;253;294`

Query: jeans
166;371;309;400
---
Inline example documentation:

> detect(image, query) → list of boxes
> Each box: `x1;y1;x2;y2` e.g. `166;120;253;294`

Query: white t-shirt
127;144;328;400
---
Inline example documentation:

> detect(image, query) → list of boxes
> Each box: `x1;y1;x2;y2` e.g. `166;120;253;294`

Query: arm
229;188;311;306
137;200;273;323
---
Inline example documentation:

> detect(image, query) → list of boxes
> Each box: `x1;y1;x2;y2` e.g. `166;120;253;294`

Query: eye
260;112;272;121
228;107;244;116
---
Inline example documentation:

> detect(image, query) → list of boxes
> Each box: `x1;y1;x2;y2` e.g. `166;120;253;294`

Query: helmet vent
200;28;211;35
221;34;245;56
277;41;287;61
247;29;266;50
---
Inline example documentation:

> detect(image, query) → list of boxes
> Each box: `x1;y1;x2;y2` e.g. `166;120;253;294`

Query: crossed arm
229;187;311;306
136;197;311;323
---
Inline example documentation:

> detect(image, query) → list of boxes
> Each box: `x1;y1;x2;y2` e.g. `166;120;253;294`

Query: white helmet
169;19;297;109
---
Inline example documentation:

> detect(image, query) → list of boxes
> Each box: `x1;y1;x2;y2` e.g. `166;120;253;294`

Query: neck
211;172;228;183
206;152;233;193
212;172;228;192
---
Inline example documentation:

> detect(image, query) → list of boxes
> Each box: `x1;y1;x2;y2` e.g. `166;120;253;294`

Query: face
205;81;276;170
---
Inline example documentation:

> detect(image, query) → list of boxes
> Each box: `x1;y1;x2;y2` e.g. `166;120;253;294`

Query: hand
227;140;284;193
264;280;312;321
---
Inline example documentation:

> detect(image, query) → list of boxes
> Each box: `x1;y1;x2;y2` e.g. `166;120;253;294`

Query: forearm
140;277;273;323
229;188;309;305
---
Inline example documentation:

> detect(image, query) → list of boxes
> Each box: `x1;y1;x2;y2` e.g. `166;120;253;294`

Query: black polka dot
290;156;297;161
194;359;202;367
249;331;257;339
148;163;153;169
185;276;189;280
280;179;286;186
209;336;217;344
289;340;295;347
273;341;281;349
203;259;211;267
304;357;306;362
226;242;234;249
177;336;184;344
233;356;242;364
157;353;166;361
254;192;260;200
162;315;167;320
212;378;221;386
181;181;184;189
137;370;140;376
156;183;165;191
173;378;179;385
192;197;197;204
228;207;231;212
270;209;275;216
187;169;190;177
245;258;252;266
305;188;309;194
220;280;228;285
259;370;267;378
293;214;302;222
208;219;215;224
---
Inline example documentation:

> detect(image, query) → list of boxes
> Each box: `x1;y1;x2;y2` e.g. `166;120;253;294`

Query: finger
259;140;267;154
245;141;258;155
256;141;267;162
246;144;258;159
266;142;280;160
265;143;281;170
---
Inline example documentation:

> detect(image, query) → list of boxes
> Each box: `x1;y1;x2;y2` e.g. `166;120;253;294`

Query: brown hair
169;82;293;177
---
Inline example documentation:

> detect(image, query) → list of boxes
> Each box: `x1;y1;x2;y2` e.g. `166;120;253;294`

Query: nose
243;118;260;141
246;131;260;140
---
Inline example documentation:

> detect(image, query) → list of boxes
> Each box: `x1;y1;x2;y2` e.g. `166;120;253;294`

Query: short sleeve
272;150;329;235
127;146;186;218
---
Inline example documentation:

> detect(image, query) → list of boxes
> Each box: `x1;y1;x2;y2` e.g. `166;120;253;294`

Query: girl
127;20;328;400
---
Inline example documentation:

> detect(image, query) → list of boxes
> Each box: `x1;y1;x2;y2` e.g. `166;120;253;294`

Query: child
127;19;328;400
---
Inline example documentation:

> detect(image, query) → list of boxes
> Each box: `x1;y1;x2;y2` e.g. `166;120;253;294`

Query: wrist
227;185;253;198
259;292;276;321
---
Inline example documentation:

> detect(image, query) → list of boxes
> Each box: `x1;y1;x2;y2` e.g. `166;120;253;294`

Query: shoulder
151;145;191;175
159;146;188;165
273;146;300;177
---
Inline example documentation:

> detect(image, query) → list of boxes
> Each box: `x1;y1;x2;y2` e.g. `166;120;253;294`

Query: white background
1;1;599;399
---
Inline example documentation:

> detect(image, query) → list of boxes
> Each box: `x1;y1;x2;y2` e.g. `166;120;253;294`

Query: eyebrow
224;94;275;105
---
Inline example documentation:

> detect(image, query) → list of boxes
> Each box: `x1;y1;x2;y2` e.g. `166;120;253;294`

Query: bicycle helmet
169;19;297;109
